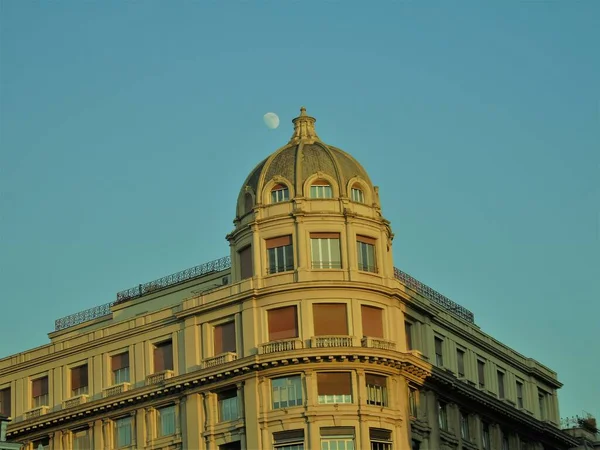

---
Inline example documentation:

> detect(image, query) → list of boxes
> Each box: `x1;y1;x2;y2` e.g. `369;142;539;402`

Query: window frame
365;374;388;407
266;235;294;274
213;320;236;355
317;372;353;404
516;380;524;408
434;337;444;367
267;305;299;341
404;321;413;350
31;375;49;408
218;388;239;422
437;400;448;431
72;428;90;450
271;375;303;410
457;348;466;378
111;352;130;385
310;232;341;269
356;236;377;273
477;359;486;389
408;386;418;418
271;183;290;203
0;386;11;417
309;181;333;199
460;411;470;440
351;186;365;203
70;363;89;397
157;404;176;437
497;370;505;399
114;416;133;448
153;339;174;373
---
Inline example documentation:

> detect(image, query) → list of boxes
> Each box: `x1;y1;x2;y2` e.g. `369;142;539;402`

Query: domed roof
238;107;374;213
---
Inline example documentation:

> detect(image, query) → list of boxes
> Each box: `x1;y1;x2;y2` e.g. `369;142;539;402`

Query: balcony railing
202;352;238;369
146;370;174;385
63;394;88;409
361;336;396;350
394;267;475;323
103;382;131;397
259;338;303;354
311;335;356;348
25;406;49;420
54;301;114;331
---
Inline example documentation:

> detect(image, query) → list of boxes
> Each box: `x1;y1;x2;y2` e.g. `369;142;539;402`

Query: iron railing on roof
54;256;474;331
394;267;475;323
54;301;115;331
115;256;231;303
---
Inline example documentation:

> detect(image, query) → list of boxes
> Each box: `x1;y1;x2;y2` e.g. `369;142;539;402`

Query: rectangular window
457;349;465;377
71;364;89;396
434;337;444;367
497;371;505;399
460;411;470;440
405;321;413;350
115;416;132;448
477;360;486;389
32;438;50;449
370;428;392;450
317;372;352;404
268;306;298;341
218;389;239;422
267;235;294;273
313;303;348;336
72;429;89;450
157;405;176;437
310;233;341;269
362;305;384;339
351;188;364;203
366;374;388;407
516;380;524;408
271;185;290;203
239;245;253;279
482;422;491;450
214;321;236;355
357;236;377;272
0;387;10;417
32;376;49;408
112;352;130;385
437;401;448;431
408;387;418;418
272;376;303;409
320;427;355;450
153;340;173;372
273;429;305;450
310;184;333;199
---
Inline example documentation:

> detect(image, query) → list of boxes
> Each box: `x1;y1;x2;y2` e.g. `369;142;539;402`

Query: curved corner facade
0;108;581;450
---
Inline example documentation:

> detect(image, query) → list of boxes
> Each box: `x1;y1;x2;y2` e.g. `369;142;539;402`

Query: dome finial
290;106;319;143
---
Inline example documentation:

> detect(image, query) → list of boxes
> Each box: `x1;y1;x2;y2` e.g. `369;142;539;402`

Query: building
0;108;582;450
0;416;21;450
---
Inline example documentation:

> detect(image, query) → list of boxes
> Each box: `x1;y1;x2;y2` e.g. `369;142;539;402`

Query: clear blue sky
1;2;598;420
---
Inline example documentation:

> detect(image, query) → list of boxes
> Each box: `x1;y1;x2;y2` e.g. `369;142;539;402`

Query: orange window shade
71;365;88;390
310;232;340;239
266;235;292;249
0;388;10;417
272;184;286;191
366;374;387;387
312;180;330;186
268;306;298;341
317;372;352;396
32;377;48;397
214;322;236;354
313;303;348;336
357;235;376;245
361;305;383;338
111;352;129;371
239;246;253;279
154;341;173;372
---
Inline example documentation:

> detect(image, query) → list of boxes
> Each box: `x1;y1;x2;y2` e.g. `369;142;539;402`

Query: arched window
351;185;365;203
310;180;333;199
271;184;289;203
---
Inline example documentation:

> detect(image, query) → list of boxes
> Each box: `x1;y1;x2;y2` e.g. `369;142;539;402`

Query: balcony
202;352;238;369
361;336;396;350
259;338;304;354
311;335;356;348
63;394;88;409
25;406;49;420
103;382;131;397
146;370;174;385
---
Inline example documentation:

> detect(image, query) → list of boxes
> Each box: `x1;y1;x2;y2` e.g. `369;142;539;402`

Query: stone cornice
6;347;429;439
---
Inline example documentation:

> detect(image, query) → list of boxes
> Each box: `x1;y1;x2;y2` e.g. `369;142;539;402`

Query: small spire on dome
289;106;319;143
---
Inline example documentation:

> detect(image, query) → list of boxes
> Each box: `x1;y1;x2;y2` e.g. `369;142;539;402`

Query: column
131;410;139;448
359;417;370;450
174;398;182;439
102;418;112;450
307;417;320;450
184;393;203;450
145;406;154;446
93;419;103;450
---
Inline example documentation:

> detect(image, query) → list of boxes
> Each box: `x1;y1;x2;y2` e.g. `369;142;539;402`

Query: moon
263;112;280;129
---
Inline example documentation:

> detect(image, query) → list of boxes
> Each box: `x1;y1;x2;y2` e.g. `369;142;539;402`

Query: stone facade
0;108;580;450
